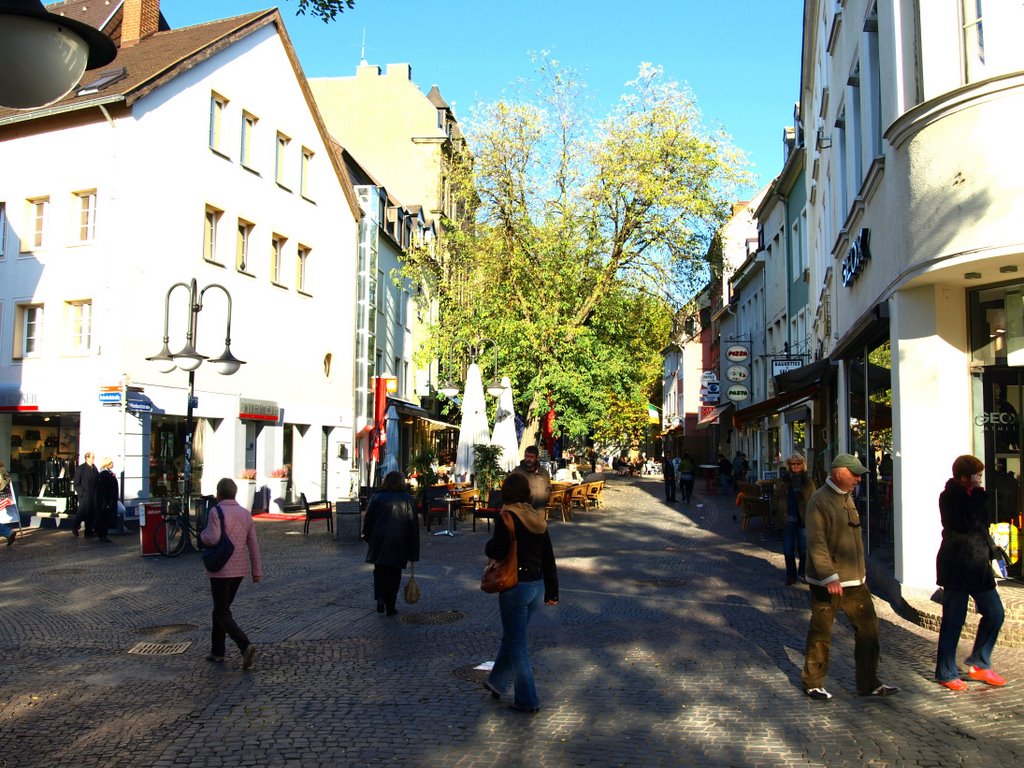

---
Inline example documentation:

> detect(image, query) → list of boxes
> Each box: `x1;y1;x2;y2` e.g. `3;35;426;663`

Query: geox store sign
841;228;871;287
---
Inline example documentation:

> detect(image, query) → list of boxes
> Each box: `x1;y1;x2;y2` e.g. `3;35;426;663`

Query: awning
733;385;819;428
421;416;458;431
773;358;835;394
695;403;733;430
388;397;457;431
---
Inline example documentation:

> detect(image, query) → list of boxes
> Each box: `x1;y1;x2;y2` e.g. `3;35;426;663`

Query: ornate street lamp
147;279;244;519
439;338;505;400
0;0;117;109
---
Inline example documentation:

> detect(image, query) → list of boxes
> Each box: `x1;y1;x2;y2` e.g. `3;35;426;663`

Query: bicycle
156;497;205;557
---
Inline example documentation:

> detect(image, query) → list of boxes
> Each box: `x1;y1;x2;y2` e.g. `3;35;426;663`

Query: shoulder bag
202;504;235;573
481;509;518;593
404;562;421;604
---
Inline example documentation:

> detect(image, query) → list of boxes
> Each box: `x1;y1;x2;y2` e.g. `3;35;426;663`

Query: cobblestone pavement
2;476;1024;767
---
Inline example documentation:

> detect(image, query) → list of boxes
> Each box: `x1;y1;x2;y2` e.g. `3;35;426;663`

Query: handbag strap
214;504;225;544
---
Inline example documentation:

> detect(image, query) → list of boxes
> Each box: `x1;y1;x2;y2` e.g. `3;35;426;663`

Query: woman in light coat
200;477;263;669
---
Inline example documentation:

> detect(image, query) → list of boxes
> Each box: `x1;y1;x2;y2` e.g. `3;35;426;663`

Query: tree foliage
406;57;751;446
289;0;356;22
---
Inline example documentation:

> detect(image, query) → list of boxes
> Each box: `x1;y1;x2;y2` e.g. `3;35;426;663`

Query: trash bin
139;501;167;556
334;499;361;542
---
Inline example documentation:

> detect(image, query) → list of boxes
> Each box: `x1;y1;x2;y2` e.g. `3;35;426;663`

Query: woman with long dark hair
483;472;558;713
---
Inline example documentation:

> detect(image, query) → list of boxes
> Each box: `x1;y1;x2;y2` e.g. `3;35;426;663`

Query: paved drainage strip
128;641;192;655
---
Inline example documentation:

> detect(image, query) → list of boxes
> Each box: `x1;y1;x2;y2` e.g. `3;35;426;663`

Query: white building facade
0;5;361;513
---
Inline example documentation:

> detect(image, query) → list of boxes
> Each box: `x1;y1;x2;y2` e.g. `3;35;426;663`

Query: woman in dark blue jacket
935;455;1006;690
483;472;558;713
363;471;420;616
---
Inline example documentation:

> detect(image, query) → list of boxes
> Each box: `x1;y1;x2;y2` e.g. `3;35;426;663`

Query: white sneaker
805;687;832;700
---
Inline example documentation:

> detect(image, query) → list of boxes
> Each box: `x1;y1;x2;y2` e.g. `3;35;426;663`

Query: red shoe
938;678;968;691
968;666;1006;686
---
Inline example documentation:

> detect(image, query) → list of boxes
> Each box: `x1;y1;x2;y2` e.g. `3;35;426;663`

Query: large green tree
407;58;750;446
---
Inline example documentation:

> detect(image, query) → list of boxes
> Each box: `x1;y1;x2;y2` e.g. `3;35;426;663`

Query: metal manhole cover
127;641;192;655
633;578;688;588
137;624;198;637
450;664;489;683
400;610;465;626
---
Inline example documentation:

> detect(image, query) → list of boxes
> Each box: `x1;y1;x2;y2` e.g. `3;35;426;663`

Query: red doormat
252;512;306;521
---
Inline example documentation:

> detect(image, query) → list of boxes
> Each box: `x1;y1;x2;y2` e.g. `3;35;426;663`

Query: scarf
503;501;548;534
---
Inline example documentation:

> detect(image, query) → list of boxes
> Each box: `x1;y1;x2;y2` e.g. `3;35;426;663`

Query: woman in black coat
935;454;1006;690
362;471;420;616
94;457;119;543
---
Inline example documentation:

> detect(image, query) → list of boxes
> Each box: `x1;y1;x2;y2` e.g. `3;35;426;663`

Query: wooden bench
736;482;769;531
300;493;333;535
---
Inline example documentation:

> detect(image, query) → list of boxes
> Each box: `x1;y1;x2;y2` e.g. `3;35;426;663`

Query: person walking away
662;454;677;502
935;455;1006;691
362;471;420;616
72;451;99;537
0;461;18;546
678;453;696;504
801;454;899;700
200;478;262;669
94;457;119;543
717;453;733;496
772;453;816;585
483;473;558;713
511;445;552;514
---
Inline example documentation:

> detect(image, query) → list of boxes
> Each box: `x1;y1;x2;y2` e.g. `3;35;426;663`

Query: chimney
121;0;161;48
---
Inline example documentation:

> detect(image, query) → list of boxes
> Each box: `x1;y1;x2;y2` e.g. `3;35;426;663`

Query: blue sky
167;0;804;190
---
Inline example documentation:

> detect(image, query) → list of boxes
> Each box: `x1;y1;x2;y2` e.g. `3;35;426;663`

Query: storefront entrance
976;367;1022;577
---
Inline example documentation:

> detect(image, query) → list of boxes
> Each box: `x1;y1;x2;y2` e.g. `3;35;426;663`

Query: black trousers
210;576;250;657
373;564;402;610
73;501;95;535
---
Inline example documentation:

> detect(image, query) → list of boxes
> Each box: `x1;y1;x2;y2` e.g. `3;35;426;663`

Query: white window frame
26;197;49;250
66;299;92;354
74;190;97;243
271;234;286;285
240;111;258;169
275;132;291;188
300;147;313;199
0;201;7;258
15;303;43;358
236;219;253;273
209;92;228;153
297;244;310;293
962;0;986;82
203;206;222;264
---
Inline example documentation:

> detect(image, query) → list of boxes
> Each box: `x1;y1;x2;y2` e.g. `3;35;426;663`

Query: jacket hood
504;501;547;534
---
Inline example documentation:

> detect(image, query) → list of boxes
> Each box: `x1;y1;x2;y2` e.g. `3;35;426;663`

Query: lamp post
147;279;244;515
439;338;505;400
0;0;117;109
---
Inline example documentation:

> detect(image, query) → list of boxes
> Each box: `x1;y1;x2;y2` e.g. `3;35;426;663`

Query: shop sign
0;390;38;411
127;398;152;413
239;398;280;422
699;406;719;423
727;383;750;403
700;370;718;384
975;411;1018;428
99;391;122;404
726;344;749;363
701;392;720;405
771;357;804;377
841;228;871;287
726;365;748;382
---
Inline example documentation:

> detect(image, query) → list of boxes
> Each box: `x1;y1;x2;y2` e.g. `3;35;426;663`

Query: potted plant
472;444;505;504
238;469;257;510
407;448;439;509
268;466;290;511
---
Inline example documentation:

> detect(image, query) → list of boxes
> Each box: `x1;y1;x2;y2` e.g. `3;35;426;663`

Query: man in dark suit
72;451;98;537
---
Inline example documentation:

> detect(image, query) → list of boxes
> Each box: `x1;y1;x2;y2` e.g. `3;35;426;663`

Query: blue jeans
487;579;545;709
936;587;1004;682
0;522;12;539
782;518;806;581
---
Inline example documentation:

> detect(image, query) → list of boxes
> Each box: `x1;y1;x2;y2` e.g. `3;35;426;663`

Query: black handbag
202;505;235;572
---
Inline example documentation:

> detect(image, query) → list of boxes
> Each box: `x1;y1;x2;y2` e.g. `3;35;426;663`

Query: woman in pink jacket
200;478;263;669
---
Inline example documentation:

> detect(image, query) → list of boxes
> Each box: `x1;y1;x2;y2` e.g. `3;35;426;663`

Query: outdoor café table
434;494;462;537
698;465;718;495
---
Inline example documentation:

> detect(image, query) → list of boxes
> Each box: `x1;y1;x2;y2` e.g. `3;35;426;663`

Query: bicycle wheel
156;516;186;557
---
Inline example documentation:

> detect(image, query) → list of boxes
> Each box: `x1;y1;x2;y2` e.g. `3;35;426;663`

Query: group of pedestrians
661;452;696;504
71;451;120;543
